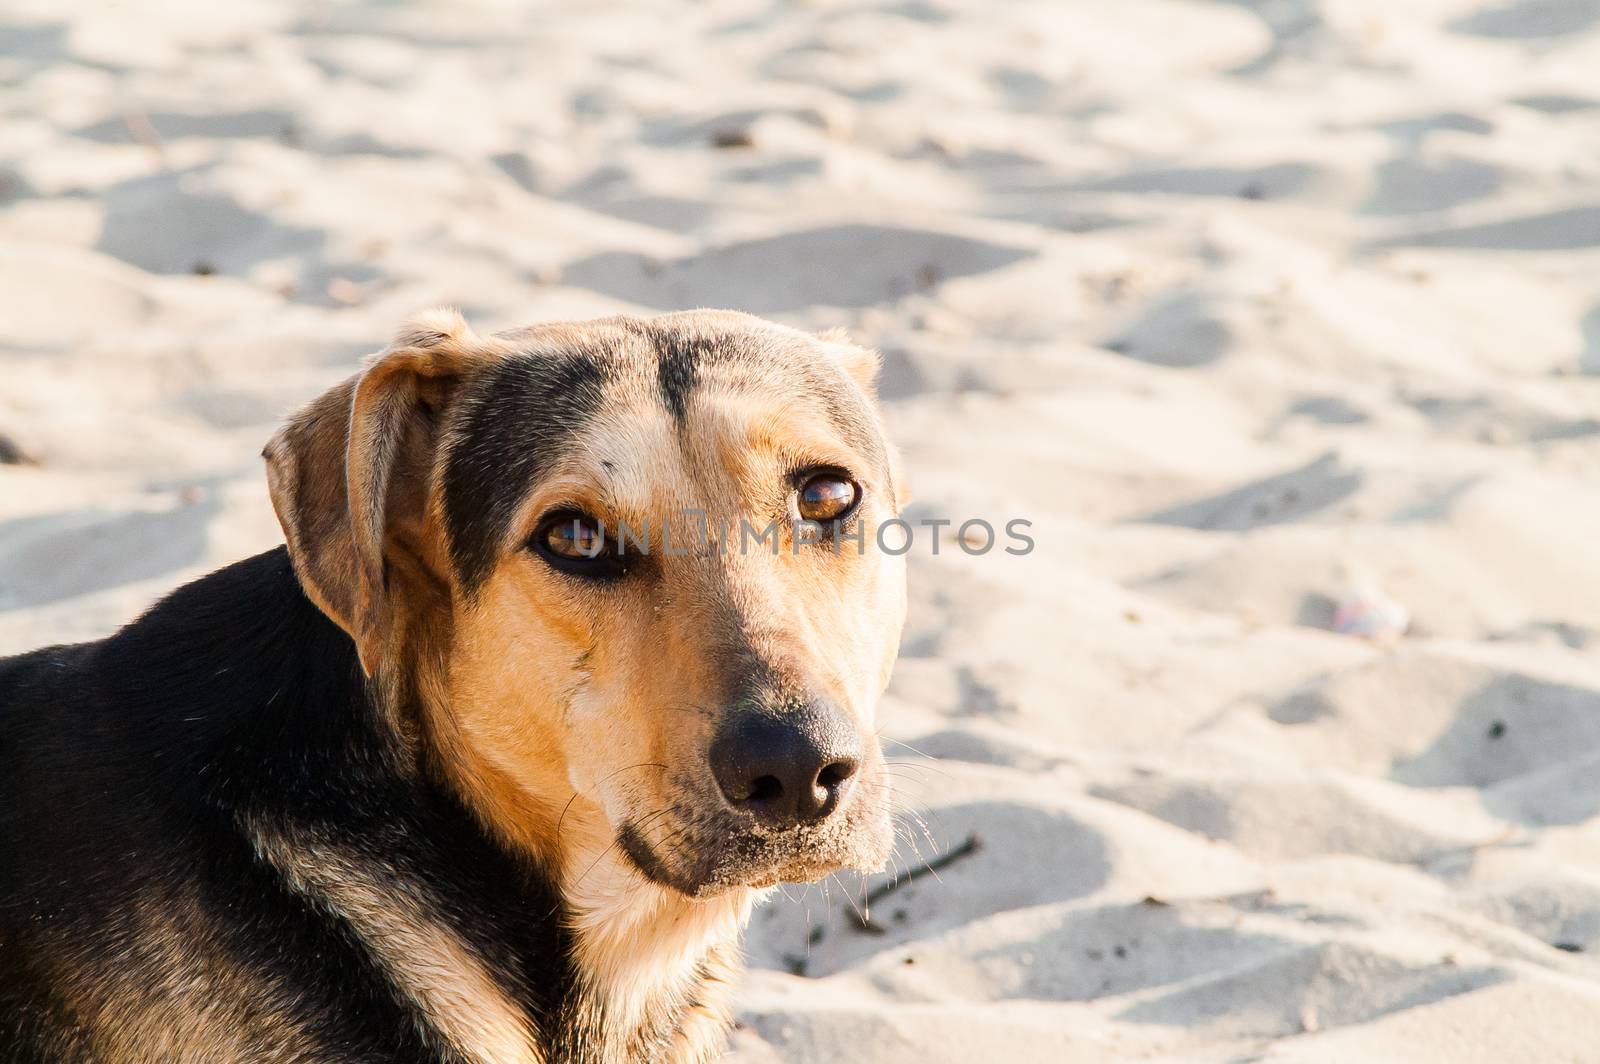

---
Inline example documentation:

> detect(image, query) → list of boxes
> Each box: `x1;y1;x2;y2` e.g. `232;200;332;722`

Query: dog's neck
381;661;754;1063
557;827;755;1063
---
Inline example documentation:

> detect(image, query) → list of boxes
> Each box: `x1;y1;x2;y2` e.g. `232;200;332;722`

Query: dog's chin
616;799;894;900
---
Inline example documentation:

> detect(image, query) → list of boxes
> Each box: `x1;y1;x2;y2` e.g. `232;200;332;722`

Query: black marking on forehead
656;332;703;423
444;349;610;592
649;322;887;469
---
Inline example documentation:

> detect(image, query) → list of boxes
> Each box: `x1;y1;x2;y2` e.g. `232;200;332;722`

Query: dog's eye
796;472;860;523
530;510;623;579
544;516;605;559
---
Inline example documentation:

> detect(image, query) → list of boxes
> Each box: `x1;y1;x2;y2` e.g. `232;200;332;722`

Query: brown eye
796;472;860;523
530;510;625;580
544;515;604;558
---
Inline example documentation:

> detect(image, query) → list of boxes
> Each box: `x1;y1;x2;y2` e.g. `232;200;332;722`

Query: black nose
709;703;863;827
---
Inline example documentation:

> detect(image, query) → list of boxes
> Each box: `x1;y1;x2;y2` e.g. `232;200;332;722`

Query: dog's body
0;311;907;1063
0;550;620;1063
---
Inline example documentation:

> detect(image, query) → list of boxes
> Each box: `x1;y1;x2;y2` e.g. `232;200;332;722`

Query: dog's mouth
615;780;894;898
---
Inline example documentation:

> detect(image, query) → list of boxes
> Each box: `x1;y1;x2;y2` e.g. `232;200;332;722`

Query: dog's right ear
263;308;497;676
814;326;883;399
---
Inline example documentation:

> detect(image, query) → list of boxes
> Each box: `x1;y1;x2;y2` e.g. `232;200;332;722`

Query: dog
0;309;908;1063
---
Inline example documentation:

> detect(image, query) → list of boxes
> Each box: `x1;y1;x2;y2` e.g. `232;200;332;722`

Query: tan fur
560;839;754;1061
48;892;312;1063
264;307;505;675
667;941;745;1064
265;308;909;1061
813;325;883;398
252;821;545;1064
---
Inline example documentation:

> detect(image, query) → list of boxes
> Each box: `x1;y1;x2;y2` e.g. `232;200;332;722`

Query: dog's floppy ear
263;308;494;676
815;326;882;398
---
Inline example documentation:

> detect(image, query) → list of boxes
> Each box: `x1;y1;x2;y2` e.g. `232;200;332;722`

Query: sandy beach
6;0;1600;1060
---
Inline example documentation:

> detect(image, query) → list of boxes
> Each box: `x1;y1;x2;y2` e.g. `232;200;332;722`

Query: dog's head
263;309;906;896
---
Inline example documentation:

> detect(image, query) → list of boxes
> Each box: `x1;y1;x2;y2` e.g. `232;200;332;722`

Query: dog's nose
709;703;862;827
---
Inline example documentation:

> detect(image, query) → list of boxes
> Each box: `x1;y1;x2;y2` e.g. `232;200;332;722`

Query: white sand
5;1;1600;1060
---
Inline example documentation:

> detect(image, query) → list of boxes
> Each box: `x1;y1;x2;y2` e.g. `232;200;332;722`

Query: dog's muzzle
618;700;891;896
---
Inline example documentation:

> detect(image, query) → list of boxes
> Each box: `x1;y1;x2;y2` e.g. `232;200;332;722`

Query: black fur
654;332;705;424
0;548;577;1062
444;350;611;593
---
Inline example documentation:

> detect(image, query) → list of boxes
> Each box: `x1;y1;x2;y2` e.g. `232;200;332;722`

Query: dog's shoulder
0;638;97;728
